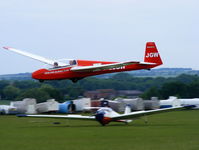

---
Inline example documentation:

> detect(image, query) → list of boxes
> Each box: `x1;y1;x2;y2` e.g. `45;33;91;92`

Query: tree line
0;73;199;102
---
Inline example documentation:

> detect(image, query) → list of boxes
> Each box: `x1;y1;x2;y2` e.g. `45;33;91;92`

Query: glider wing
18;114;95;120
71;61;140;72
111;106;184;120
3;47;67;66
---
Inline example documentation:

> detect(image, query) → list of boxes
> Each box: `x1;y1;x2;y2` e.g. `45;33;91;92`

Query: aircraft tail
144;42;163;65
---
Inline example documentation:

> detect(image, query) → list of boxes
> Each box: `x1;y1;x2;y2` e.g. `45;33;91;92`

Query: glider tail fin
144;42;163;65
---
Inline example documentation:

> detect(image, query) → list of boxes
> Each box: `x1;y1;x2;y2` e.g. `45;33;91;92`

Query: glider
18;105;189;126
3;42;163;82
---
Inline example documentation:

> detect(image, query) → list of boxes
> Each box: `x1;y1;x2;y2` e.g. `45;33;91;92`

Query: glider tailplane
144;42;163;65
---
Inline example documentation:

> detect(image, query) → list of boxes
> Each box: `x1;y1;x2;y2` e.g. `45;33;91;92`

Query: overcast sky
0;0;198;74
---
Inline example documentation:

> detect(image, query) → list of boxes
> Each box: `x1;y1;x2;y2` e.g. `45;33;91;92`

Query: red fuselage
31;42;163;82
32;60;158;82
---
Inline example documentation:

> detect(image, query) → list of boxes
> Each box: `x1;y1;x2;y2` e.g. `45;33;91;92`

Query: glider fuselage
32;61;158;82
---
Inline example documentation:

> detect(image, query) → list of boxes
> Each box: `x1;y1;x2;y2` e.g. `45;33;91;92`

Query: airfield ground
0;110;199;150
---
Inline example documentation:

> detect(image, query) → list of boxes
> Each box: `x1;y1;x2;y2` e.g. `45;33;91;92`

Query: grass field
0;110;199;150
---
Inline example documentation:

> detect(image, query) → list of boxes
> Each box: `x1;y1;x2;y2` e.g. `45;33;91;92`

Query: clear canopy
44;59;77;69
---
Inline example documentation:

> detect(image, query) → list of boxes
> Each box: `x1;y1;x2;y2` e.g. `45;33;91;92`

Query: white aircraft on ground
18;105;192;126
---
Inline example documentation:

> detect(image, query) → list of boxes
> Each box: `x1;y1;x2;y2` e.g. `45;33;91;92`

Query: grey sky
0;0;198;74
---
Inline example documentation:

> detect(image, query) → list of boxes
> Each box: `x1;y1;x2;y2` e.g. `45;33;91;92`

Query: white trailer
144;100;160;110
73;98;91;112
160;96;181;108
36;99;59;113
116;98;144;111
179;98;199;109
108;100;126;112
11;98;37;114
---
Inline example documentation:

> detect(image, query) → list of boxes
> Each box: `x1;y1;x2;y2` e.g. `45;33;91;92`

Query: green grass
0;110;199;150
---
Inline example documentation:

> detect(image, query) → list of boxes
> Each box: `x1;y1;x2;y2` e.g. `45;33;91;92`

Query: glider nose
95;112;112;126
32;69;45;80
95;113;105;125
32;70;40;80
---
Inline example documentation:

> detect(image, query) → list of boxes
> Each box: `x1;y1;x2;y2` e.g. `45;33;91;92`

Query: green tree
39;84;63;101
0;80;10;99
64;84;84;99
160;82;188;99
176;74;199;84
3;85;21;100
0;80;10;89
16;88;50;103
141;87;161;99
13;80;41;89
187;81;199;98
111;73;133;81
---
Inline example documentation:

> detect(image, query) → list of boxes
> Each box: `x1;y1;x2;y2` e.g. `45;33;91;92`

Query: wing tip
3;46;11;50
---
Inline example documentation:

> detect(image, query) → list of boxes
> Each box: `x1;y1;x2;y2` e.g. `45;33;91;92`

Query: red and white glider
3;42;163;82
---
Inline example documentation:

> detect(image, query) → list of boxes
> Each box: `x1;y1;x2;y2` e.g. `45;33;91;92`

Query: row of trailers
1;96;199;115
0;98;91;115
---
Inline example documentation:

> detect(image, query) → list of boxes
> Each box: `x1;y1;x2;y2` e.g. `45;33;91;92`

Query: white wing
18;114;95;120
111;106;184;120
71;61;140;72
71;61;157;72
3;47;67;66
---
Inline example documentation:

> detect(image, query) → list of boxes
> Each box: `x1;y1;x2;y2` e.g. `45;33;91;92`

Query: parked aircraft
3;42;163;83
18;105;189;126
